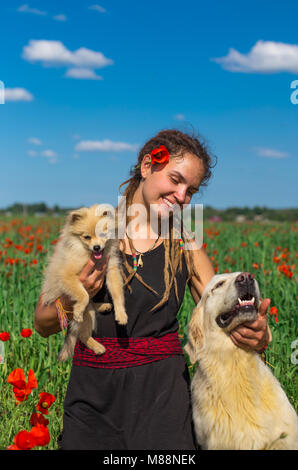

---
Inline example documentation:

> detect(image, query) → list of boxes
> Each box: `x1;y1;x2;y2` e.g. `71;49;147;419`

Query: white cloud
65;68;103;80
75;139;138;152
28;137;42;145
89;5;107;13
17;4;47;15
53;14;67;22
174;114;185;121
27;148;58;163
4;88;33;102
254;147;289;159
22;40;113;79
212;40;298;74
41;149;57;157
41;149;58;164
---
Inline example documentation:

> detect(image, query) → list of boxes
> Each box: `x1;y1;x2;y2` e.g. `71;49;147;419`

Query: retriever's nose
235;272;254;287
93;245;101;252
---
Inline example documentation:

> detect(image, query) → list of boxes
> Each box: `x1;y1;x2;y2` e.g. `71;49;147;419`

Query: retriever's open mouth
216;294;257;328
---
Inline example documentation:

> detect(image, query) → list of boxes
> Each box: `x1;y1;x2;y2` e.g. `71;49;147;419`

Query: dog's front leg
105;266;128;325
61;274;89;323
79;302;106;354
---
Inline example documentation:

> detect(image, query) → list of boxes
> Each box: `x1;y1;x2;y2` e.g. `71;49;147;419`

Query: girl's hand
229;298;271;352
79;255;109;298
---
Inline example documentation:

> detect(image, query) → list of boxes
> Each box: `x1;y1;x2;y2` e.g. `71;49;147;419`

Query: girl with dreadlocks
34;129;271;450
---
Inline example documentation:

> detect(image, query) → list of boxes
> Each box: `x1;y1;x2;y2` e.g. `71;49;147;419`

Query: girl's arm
34;256;108;338
187;247;215;304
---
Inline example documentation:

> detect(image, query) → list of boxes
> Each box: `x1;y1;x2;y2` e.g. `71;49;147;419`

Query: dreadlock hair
117;128;216;312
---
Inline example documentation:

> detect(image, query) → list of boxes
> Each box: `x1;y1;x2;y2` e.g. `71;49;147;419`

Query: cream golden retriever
185;272;298;450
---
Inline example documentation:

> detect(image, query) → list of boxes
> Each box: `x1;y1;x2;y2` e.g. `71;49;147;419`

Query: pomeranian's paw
96;303;112;313
73;307;84;322
73;313;84;323
86;337;106;355
92;342;106;355
58;348;70;362
115;309;128;325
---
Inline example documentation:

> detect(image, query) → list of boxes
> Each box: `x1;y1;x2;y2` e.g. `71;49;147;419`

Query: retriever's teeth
238;296;255;306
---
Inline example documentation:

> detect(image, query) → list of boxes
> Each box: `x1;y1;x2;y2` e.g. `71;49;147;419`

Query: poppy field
0;216;297;450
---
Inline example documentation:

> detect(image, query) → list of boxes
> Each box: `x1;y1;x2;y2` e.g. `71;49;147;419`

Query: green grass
0;217;297;449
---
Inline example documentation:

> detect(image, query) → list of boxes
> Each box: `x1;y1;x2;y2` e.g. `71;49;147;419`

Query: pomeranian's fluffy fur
41;204;127;361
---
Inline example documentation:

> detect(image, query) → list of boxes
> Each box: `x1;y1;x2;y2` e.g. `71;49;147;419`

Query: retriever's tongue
93;252;103;260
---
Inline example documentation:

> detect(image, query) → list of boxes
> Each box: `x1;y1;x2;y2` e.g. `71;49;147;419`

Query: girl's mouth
160;197;175;211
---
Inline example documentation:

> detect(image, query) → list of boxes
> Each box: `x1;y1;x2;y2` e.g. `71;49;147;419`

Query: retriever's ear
184;304;204;364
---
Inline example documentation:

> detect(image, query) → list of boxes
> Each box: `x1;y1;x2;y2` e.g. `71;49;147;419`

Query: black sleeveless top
92;241;189;338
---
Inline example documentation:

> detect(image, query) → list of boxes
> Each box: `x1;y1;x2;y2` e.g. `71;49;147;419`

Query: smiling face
201;272;261;333
134;152;205;221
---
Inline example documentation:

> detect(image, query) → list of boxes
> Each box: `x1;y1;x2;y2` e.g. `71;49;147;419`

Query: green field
0;216;297;450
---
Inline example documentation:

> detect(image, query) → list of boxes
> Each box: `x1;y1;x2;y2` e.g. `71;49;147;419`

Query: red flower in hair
150;145;169;165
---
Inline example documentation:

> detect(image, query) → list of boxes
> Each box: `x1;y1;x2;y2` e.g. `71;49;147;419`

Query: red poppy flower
36;392;56;414
30;425;50;447
7;369;38;403
150;145;169;165
269;306;278;315
20;328;33;338
30;412;49;428
7;444;20;450
0;331;10;341
13;430;36;450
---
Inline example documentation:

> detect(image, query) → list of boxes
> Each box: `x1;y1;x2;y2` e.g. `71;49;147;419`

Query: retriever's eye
83;235;91;240
214;281;225;289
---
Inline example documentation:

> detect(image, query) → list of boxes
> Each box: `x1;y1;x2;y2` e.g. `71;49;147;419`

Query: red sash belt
72;332;184;369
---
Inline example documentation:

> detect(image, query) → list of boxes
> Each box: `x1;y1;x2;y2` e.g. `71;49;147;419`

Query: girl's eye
83;235;91;240
170;177;179;184
187;189;197;196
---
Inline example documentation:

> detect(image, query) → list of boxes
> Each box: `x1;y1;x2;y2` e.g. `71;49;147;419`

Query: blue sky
0;0;297;209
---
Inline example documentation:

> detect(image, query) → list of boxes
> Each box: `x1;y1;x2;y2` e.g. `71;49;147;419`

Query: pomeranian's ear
68;208;87;225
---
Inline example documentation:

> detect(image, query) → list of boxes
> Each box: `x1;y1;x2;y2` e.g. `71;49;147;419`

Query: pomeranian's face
67;205;111;259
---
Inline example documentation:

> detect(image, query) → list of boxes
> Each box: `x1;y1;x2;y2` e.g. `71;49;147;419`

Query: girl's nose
174;186;187;205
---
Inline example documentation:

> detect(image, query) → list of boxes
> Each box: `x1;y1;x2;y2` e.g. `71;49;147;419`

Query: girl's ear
184;304;204;364
140;154;152;179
